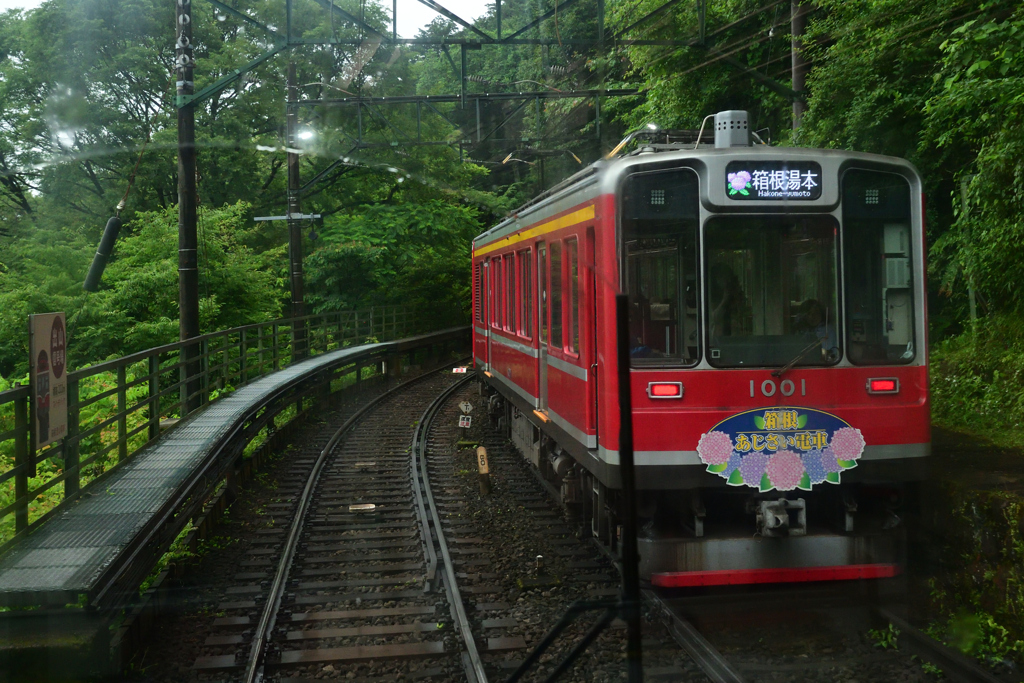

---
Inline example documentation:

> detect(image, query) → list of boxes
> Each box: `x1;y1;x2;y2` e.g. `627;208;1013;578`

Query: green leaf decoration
754;416;765;429
728;188;737;195
759;472;773;492
798;414;808;428
838;459;858;469
706;462;729;473
739;188;749;195
826;472;840;484
797;473;812;490
727;469;744;485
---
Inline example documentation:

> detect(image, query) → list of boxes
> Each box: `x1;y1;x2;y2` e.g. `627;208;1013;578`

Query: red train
472;111;928;586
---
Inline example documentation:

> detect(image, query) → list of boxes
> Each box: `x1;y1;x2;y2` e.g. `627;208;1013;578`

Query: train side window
621;168;700;366
567;238;580;354
519;249;533;338
505;253;515;332
492;256;502;329
539;244;548;344
842;169;915;365
550;241;563;350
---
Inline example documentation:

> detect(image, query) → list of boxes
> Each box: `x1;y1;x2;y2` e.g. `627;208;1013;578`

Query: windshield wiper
771;337;824;378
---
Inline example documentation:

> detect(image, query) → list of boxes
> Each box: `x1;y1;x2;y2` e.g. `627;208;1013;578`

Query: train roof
472;141;920;251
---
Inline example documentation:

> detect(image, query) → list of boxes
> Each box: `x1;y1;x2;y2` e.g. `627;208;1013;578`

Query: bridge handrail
0;305;418;544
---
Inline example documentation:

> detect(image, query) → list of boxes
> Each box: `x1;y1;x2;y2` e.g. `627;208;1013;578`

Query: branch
260;157;283;191
81;159;106;197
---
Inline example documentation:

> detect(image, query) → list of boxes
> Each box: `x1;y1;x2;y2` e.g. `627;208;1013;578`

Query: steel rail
642;589;746;683
241;361;468;683
411;392;441;591
412;375;488;683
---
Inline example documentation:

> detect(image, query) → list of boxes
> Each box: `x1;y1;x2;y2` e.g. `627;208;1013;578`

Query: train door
485;258;494;368
538;242;548;410
587;227;598;438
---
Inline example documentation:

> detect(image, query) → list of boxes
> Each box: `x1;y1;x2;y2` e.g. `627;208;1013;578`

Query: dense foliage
306;200;481;327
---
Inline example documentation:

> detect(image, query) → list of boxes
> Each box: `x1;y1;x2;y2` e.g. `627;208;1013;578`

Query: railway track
233;365;478;682
187;364;476;681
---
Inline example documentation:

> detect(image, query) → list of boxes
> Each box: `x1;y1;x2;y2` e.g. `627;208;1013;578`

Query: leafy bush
926;488;1024;669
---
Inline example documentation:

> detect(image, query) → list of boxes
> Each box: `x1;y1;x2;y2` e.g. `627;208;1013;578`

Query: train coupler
754;497;807;537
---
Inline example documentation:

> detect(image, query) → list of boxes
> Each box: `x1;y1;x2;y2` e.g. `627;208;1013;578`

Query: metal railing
0;306;417;544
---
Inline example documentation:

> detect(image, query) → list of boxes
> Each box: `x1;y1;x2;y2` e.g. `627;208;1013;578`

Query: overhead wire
615;0;983;105
338;0;982;169
525;0;937;158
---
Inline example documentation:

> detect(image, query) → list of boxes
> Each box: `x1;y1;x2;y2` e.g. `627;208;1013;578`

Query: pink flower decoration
829;427;865;460
697;431;734;466
766;450;805;491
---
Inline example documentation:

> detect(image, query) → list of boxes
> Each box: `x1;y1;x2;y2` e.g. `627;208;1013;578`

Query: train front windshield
705;216;839;368
623;164;918;369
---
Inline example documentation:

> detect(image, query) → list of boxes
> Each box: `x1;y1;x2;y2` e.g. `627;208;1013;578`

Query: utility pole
176;0;201;412
286;62;307;360
791;0;809;129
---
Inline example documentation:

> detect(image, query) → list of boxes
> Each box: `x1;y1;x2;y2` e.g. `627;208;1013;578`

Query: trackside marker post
476;446;491;495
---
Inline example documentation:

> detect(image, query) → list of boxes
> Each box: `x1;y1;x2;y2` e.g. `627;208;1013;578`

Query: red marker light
647;382;683;399
867;378;899;394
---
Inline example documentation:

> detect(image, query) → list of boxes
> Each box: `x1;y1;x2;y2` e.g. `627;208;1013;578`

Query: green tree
306;200;481;327
923;7;1024;316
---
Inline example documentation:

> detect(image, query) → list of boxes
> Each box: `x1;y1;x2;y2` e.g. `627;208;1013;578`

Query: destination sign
725;161;822;200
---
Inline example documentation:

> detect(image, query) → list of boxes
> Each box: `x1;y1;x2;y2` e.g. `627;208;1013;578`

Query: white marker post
476;446;490;496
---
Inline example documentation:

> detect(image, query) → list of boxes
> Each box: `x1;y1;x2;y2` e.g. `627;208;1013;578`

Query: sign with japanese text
452;367;468;373
459;415;472;428
30;312;68;448
725;161;822;200
696;407;865;492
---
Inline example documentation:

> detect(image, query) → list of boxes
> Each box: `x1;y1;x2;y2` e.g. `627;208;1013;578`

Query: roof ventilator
714;110;751;148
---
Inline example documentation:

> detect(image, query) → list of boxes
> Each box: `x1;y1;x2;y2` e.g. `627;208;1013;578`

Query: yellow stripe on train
473;204;595;257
